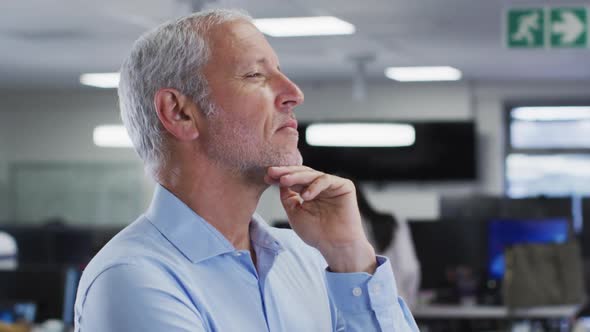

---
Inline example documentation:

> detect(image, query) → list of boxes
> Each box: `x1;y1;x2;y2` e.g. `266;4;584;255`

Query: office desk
413;304;580;319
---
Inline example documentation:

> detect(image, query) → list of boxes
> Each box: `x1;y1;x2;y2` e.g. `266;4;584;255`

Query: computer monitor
488;218;570;280
0;301;36;323
409;218;487;290
0;267;66;322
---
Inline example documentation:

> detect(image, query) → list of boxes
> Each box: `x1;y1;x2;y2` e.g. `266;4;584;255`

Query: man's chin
268;152;303;167
283;152;303;167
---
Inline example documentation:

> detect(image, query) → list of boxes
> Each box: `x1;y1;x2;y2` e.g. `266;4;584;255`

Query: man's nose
276;73;304;110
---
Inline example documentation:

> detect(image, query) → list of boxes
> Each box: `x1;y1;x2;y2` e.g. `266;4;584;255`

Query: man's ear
154;88;200;141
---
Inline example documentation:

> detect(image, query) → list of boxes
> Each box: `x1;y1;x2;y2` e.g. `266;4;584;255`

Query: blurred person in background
354;182;421;309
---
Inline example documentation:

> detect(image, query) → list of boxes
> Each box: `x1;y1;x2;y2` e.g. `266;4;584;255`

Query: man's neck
157;162;267;251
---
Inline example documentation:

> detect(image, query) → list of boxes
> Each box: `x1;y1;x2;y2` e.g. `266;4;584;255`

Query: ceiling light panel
305;123;415;147
253;16;355;37
93;125;133;148
384;66;462;82
80;72;120;88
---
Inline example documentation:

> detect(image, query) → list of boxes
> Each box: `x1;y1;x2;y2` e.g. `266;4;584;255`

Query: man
75;9;418;332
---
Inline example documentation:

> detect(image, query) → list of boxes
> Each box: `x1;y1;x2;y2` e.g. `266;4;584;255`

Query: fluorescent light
384;66;462;82
305;123;415;147
93;125;133;148
512;106;590;121
253;16;355;37
80;72;120;88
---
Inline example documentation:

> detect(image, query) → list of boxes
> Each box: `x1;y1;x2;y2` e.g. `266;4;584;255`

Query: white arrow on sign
552;11;584;43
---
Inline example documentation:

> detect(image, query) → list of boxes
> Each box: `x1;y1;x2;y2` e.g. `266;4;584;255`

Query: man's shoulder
79;215;181;290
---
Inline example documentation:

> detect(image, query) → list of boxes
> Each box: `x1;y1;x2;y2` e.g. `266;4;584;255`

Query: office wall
1;81;589;224
0;90;132;162
0;90;153;222
0;163;8;222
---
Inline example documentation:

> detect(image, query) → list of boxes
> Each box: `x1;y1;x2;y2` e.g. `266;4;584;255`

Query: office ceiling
0;0;589;89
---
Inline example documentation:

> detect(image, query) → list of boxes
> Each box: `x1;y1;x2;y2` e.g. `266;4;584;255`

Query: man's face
200;20;304;175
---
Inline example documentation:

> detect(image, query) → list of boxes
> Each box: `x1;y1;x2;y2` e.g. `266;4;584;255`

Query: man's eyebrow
237;57;280;71
256;58;279;68
236;57;265;69
257;58;281;71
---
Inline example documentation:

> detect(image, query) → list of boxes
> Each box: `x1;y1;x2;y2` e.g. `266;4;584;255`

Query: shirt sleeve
325;256;419;332
76;262;206;332
386;220;421;309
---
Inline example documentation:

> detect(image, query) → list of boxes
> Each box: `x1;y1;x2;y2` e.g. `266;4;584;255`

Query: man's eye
245;72;263;79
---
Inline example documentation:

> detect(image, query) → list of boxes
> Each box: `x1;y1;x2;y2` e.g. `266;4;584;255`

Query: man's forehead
210;20;264;49
209;21;278;67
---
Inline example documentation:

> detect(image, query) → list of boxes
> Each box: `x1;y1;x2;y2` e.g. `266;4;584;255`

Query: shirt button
233;252;242;257
352;287;362;297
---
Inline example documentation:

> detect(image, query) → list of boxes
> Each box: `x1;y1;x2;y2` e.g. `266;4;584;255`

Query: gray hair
118;8;252;175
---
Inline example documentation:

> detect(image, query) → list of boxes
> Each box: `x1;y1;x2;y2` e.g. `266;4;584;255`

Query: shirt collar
250;213;285;254
145;184;284;264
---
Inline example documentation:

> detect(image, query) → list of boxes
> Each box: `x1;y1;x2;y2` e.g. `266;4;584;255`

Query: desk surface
413;304;580;319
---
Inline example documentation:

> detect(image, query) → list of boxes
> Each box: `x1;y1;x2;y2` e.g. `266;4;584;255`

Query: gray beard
204;103;303;176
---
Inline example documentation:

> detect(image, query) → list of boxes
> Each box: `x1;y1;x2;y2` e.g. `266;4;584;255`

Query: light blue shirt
75;184;418;331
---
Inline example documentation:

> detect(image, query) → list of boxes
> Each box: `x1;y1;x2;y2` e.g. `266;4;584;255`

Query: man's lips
278;119;298;131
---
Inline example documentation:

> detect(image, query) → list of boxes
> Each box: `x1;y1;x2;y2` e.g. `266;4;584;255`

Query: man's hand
265;166;376;274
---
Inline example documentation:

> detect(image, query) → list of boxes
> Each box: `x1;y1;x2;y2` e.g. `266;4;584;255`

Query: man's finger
301;175;332;201
278;170;324;187
267;165;313;179
263;174;279;185
279;187;303;210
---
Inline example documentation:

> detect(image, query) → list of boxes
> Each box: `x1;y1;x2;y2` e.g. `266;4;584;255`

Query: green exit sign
506;7;588;48
551;8;587;48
